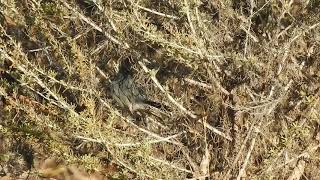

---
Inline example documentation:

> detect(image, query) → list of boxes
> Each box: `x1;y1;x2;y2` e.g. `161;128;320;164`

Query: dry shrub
0;0;319;179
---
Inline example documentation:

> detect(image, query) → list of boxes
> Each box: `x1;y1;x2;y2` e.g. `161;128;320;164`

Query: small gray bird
110;59;165;117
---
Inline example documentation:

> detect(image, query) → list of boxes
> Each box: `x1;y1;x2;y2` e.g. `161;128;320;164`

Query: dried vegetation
0;0;320;179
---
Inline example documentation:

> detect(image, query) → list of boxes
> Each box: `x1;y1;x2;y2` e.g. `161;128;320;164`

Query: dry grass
0;0;320;179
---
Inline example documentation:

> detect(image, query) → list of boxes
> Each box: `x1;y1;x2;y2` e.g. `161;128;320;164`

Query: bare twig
184;0;196;35
73;27;94;40
248;0;271;19
76;131;184;147
138;60;197;119
240;25;259;43
58;0;129;49
184;78;213;90
287;159;306;180
89;1;119;32
96;66;110;81
1;49;79;116
185;76;231;96
103;145;156;179
198;117;232;141
28;46;51;52
199;125;210;179
98;97;184;146
236;121;262;180
205;65;230;95
271;144;319;171
277;22;320;75
243;0;255;57
90;40;110;55
224;119;256;179
134;3;179;19
148;156;192;173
